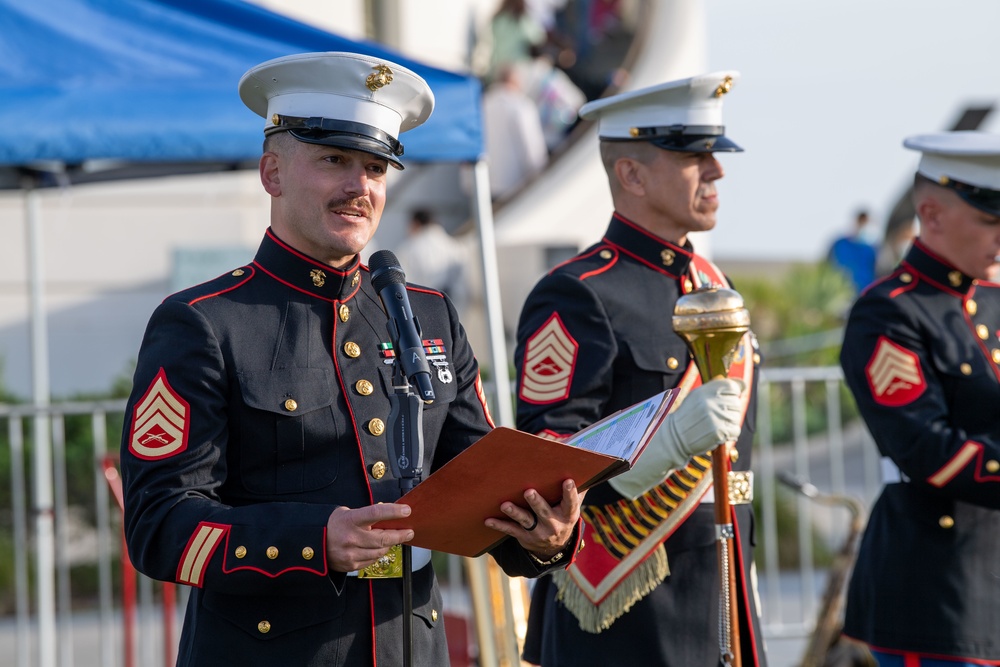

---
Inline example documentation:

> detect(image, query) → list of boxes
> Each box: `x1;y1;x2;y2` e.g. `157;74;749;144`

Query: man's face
263;139;389;268
938;199;1000;281
640;148;725;239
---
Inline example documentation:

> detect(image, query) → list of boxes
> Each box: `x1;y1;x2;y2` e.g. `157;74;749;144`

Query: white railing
0;367;882;666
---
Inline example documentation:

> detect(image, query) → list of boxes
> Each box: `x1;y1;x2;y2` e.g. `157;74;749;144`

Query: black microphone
369;250;436;403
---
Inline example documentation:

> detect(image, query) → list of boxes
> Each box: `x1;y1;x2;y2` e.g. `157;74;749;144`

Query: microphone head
369;249;406;291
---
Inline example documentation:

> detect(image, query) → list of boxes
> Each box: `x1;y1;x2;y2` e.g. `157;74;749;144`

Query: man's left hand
485;479;583;561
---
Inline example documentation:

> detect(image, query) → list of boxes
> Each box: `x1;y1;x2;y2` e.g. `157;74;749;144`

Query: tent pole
470;160;513;427
23;180;57;667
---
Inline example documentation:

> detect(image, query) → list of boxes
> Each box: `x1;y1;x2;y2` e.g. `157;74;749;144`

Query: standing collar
252;228;363;302
602;213;695;278
902;239;976;295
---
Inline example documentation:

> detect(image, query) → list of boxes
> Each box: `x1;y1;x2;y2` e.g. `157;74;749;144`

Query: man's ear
260;152;281;197
915;193;941;233
613;157;645;197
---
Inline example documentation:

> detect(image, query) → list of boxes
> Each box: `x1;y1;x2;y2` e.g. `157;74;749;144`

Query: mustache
328;197;373;217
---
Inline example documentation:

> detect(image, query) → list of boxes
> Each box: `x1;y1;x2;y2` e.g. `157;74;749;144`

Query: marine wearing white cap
579;70;743;153
239;51;435;169
905;130;1000;216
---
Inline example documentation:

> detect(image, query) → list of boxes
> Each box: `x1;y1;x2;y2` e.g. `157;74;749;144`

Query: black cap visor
943;178;1000;218
606;125;742;153
269;116;405;169
650;133;742;153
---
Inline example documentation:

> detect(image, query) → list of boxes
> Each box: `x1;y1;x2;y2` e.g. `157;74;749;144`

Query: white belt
880;457;910;484
347;545;432;577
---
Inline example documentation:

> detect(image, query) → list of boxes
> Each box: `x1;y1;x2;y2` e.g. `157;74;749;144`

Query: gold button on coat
368;418;385;436
600;249;612;259
258;620;271;634
302;547;315;560
977;324;990;340
987;460;1000;473
371;461;386;479
235;546;247;559
284;398;298;412
966;300;978;316
899;273;912;283
939;515;955;529
344;342;361;358
683;279;693;293
339;304;351;322
960;363;972;375
666;357;679;370
993;349;1000;364
431;610;439;622
356;379;374;396
232;269;245;277
266;546;279;559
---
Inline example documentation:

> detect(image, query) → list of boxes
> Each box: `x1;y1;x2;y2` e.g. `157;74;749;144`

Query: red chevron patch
520;313;578;404
865;336;926;406
129;368;190;460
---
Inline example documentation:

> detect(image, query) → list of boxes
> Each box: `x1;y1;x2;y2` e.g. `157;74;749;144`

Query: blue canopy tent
0;4;510;665
0;0;485;185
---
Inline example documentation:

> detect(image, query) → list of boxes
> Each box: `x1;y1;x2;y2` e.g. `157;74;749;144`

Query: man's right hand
325;504;415;573
609;378;744;499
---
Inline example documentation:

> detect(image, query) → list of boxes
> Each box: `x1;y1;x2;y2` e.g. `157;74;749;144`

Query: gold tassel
552;546;670;633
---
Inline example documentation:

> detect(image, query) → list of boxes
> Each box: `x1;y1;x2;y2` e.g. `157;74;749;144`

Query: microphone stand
386;360;426;667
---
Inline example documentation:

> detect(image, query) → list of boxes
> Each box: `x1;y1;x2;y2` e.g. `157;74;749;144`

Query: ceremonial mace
673;287;751;667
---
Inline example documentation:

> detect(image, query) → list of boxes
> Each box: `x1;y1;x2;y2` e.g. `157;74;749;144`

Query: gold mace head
672;287;751;382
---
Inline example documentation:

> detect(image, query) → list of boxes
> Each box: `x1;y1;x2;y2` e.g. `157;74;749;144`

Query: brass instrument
777;472;875;667
673;287;751;667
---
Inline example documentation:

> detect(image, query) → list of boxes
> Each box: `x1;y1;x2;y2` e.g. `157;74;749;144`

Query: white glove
609;378;744;499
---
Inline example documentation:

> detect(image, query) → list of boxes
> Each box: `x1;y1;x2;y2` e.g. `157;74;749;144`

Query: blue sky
703;0;1000;260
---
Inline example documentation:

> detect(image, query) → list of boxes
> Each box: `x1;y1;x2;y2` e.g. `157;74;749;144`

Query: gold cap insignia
310;268;326;287
714;75;733;98
366;64;394;92
939;175;951;185
629;127;640;137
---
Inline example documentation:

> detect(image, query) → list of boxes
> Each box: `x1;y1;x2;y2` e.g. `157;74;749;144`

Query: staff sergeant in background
514;72;768;667
119;51;583;667
839;131;1000;666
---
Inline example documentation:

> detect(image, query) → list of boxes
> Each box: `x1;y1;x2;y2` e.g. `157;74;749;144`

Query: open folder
376;388;680;558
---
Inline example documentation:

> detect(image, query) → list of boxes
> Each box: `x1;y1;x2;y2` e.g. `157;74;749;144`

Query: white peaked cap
239;52;435;169
579;71;742;153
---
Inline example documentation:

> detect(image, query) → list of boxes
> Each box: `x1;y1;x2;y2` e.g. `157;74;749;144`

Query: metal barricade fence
0;368;883;666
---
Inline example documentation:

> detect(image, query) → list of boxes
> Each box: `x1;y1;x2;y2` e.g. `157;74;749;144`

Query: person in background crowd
482;64;549;199
827;208;878;293
395;207;472;311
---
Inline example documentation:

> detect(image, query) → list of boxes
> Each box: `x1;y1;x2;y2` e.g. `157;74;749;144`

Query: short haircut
263;130;298;155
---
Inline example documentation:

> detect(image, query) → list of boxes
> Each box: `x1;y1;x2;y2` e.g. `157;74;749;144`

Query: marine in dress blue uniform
121;52;582;667
515;72;768;667
840;132;1000;666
